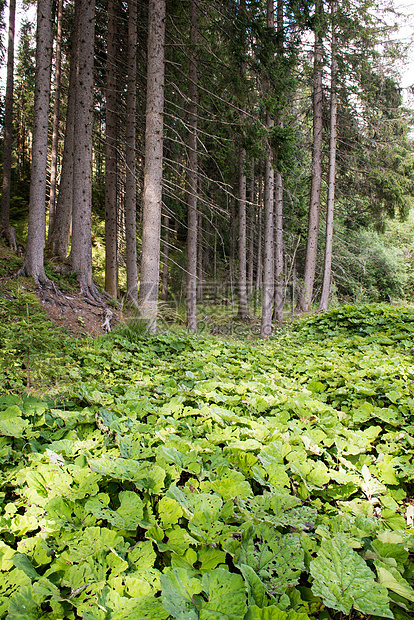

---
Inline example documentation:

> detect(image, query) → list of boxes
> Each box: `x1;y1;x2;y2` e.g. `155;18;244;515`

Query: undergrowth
0;303;414;619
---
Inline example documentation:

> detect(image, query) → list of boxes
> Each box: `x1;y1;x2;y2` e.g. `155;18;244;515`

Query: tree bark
48;5;78;260
197;210;203;303
260;0;275;339
1;0;16;249
70;0;98;298
237;145;248;318
273;0;284;322
319;2;338;312
125;0;138;306
248;164;255;296
105;0;118;298
161;214;169;301
255;161;263;303
186;0;198;331
260;133;274;338
48;0;63;236
20;0;53;283
138;0;166;332
302;4;323;312
273;169;283;321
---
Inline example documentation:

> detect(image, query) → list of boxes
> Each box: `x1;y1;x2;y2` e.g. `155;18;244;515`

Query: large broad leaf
12;554;39;581
88;457;165;493
375;560;414;602
240;564;266;608
85;492;144;531
227;526;305;595
310;536;393;618
7;586;40;620
161;567;201;619
0;406;29;437
200;568;247;620
245;606;310;620
110;595;170;619
211;471;252;501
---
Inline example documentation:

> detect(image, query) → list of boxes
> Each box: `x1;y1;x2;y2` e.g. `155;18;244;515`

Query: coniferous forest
0;0;414;330
2;0;414;619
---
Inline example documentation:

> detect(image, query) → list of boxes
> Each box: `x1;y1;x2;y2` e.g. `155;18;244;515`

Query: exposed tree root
0;226;17;252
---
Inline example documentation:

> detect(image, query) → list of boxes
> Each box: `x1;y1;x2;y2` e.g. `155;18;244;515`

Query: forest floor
0;241;127;337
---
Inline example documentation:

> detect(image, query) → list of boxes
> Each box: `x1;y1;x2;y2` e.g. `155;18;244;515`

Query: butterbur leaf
88;457;165;492
12;553;39;581
158;496;184;528
7;585;40;619
200;568;247;620
110;595;169;619
240;564;266;608
198;547;226;572
211;471;252;500
310;536;393;618
375;560;414;602
116;490;144;529
229;526;305;594
0;406;29;437
161;567;201;619
244;606;310;620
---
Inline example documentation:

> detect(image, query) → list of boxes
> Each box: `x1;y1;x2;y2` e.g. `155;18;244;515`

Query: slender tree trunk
186;0;198;331
105;0;118;298
197;210;203;303
319;3;337;312
49;6;78;260
138;0;166;331
161;214;169;301
48;0;63;236
255;161;263;301
125;0;138;305
273;170;283;321
70;0;98;298
238;145;248;318
20;0;53;283
260;0;275;339
273;0;284;322
248;166;255;296
301;7;323;312
237;0;248;319
229;196;236;275
1;0;16;249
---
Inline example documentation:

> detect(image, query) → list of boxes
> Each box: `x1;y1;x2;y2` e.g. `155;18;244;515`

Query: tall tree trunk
1;0;16;249
70;0;98;298
197;210;203;303
105;0;118;298
48;6;78;260
248;165;254;296
260;0;275;339
125;0;138;305
138;0;166;332
237;0;248;319
255;161;263;304
229;196;236;281
273;0;284;322
20;0;53;283
238;145;248;318
186;0;198;331
319;2;337;312
273;170;283;321
161;214;169;301
301;4;323;312
48;0;63;236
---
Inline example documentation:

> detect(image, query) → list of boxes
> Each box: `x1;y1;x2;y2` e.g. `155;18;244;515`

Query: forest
0;0;414;330
1;0;414;618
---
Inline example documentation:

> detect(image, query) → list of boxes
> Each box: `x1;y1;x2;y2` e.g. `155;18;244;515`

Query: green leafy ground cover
1;303;414;619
